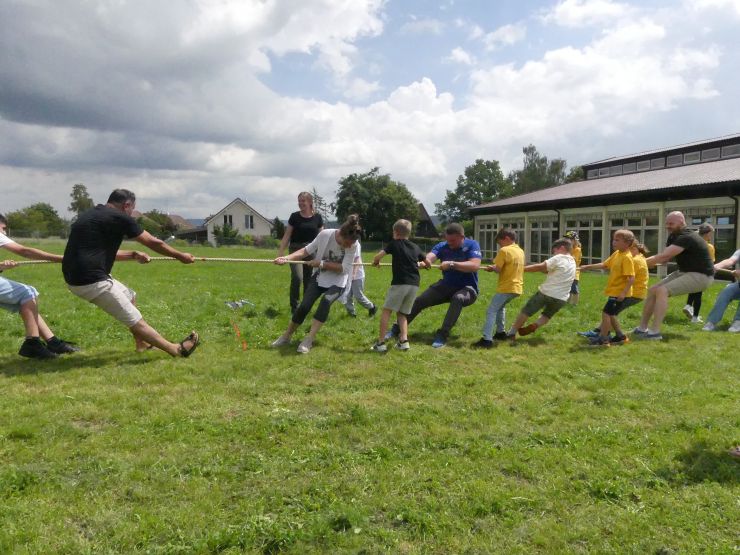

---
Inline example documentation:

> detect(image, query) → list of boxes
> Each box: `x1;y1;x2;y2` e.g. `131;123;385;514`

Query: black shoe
472;338;493;349
493;332;509;340
46;337;80;354
368;305;377;317
19;338;58;359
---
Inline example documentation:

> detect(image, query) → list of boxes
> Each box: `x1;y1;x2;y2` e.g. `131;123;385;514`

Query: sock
46;336;60;345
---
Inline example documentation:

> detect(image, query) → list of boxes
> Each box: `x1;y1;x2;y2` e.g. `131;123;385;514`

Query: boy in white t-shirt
0;214;79;359
507;239;576;340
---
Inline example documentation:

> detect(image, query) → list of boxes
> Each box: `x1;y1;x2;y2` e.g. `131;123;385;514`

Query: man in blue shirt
388;223;482;347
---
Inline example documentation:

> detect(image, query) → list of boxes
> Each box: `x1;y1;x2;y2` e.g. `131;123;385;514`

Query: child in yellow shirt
474;228;524;347
578;242;650;339
580;229;636;346
564;231;582;305
683;223;715;323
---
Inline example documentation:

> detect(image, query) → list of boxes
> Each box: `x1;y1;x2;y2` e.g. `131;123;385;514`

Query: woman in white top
271;214;362;353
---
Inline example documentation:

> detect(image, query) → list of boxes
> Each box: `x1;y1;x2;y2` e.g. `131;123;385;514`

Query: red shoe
518;323;539;336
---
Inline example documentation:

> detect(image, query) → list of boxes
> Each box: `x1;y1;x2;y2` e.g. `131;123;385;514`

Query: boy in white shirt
342;241;377;317
507;239;576;339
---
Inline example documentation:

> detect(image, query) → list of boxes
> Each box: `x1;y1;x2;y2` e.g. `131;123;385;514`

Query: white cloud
685;0;740;17
482;23;527;51
343;77;382;100
400;17;445;35
542;0;634;27
445;47;475;66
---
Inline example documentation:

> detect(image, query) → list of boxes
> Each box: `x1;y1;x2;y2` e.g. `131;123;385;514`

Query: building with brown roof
469;134;740;274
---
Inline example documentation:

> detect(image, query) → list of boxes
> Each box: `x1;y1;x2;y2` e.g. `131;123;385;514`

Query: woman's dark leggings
687;291;703;317
292;277;345;325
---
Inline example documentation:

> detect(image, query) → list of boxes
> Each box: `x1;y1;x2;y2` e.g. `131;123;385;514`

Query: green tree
7;203;67;237
434;159;511;224
68;183;94;216
311;187;332;222
212;223;240;246
508;145;567;196
142;210;177;238
332;168;419;241
565;165;584;183
272;217;286;239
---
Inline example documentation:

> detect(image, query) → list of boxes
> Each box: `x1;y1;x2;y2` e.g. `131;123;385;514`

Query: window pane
580;230;590;259
592;219;602;228
645;215;659;226
611;219;623;228
643;229;659;257
566;220;577;227
541;231;552;254
715;228;735;261
627;218;641;228
591;230;602;260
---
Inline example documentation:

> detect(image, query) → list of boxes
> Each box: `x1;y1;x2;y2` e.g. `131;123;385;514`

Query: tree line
3;144;582;242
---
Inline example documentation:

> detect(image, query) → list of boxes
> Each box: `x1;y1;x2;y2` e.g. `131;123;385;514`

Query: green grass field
1;241;738;554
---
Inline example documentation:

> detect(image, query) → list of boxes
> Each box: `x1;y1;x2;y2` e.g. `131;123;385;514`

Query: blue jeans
706;282;740;324
482;293;519;340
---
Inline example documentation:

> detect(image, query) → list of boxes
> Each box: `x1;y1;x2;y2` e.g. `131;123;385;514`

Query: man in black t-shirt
633;211;714;340
64;189;200;357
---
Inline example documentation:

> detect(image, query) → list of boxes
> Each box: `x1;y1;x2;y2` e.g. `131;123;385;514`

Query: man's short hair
393;219;412;237
445;223;465;236
0;213;7;226
613;229;635;245
107;189;136;205
552;238;572;253
495;228;517;242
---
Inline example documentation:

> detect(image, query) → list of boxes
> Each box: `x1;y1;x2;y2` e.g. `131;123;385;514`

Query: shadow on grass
655;440;739;485
0;351;158;377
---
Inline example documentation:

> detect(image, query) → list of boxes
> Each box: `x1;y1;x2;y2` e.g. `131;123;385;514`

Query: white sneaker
395;340;410;351
296;337;313;353
701;322;716;331
691;316;703;323
728;320;740;333
371;342;387;353
682;305;694;319
271;334;291;347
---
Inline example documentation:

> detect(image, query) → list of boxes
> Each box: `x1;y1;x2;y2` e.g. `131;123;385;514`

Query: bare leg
36;314;55;341
304;319;324;342
18;298;41;337
129;299;151;351
129;319;187;357
378;308;392;343
639;290;657;330
509;312;529;333
610;315;624;337
534;314;551;328
649;286;670;333
398;314;409;342
598;312;612;336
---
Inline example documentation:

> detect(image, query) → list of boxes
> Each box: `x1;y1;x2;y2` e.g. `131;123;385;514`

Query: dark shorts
521;291;566;319
570;279;579;295
603;296;642;316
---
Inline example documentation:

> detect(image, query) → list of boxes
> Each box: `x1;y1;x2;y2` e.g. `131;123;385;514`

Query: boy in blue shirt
387;223;481;348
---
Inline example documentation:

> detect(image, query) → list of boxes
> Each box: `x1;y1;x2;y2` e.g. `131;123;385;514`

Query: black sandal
179;331;200;357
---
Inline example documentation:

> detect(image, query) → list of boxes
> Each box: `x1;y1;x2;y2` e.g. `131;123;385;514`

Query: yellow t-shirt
631;254;649;299
572;245;583;280
493;243;524;295
603;249;635;297
707;242;715;262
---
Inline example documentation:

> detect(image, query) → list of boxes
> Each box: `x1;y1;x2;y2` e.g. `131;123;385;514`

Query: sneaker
518;323;538;336
632;327;648;336
296;338;313;354
45;337;80;354
690;316;703;323
642;332;663;341
271;334;291;347
19;338;58;359
384;323;400;341
472;338;493;349
728;320;740;333
609;334;630;345
577;329;600;339
368;305;377;317
587;336;611;348
371;341;387;353
431;333;447;348
701;322;716;331
395;340;410;351
493;331;509;340
682;304;694;319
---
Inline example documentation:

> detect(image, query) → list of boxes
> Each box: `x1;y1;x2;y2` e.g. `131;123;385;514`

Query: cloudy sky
1;0;739;220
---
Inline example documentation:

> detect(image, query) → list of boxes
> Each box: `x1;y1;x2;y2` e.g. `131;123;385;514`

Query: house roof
168;214;194;230
470;157;740;214
205;198;272;226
